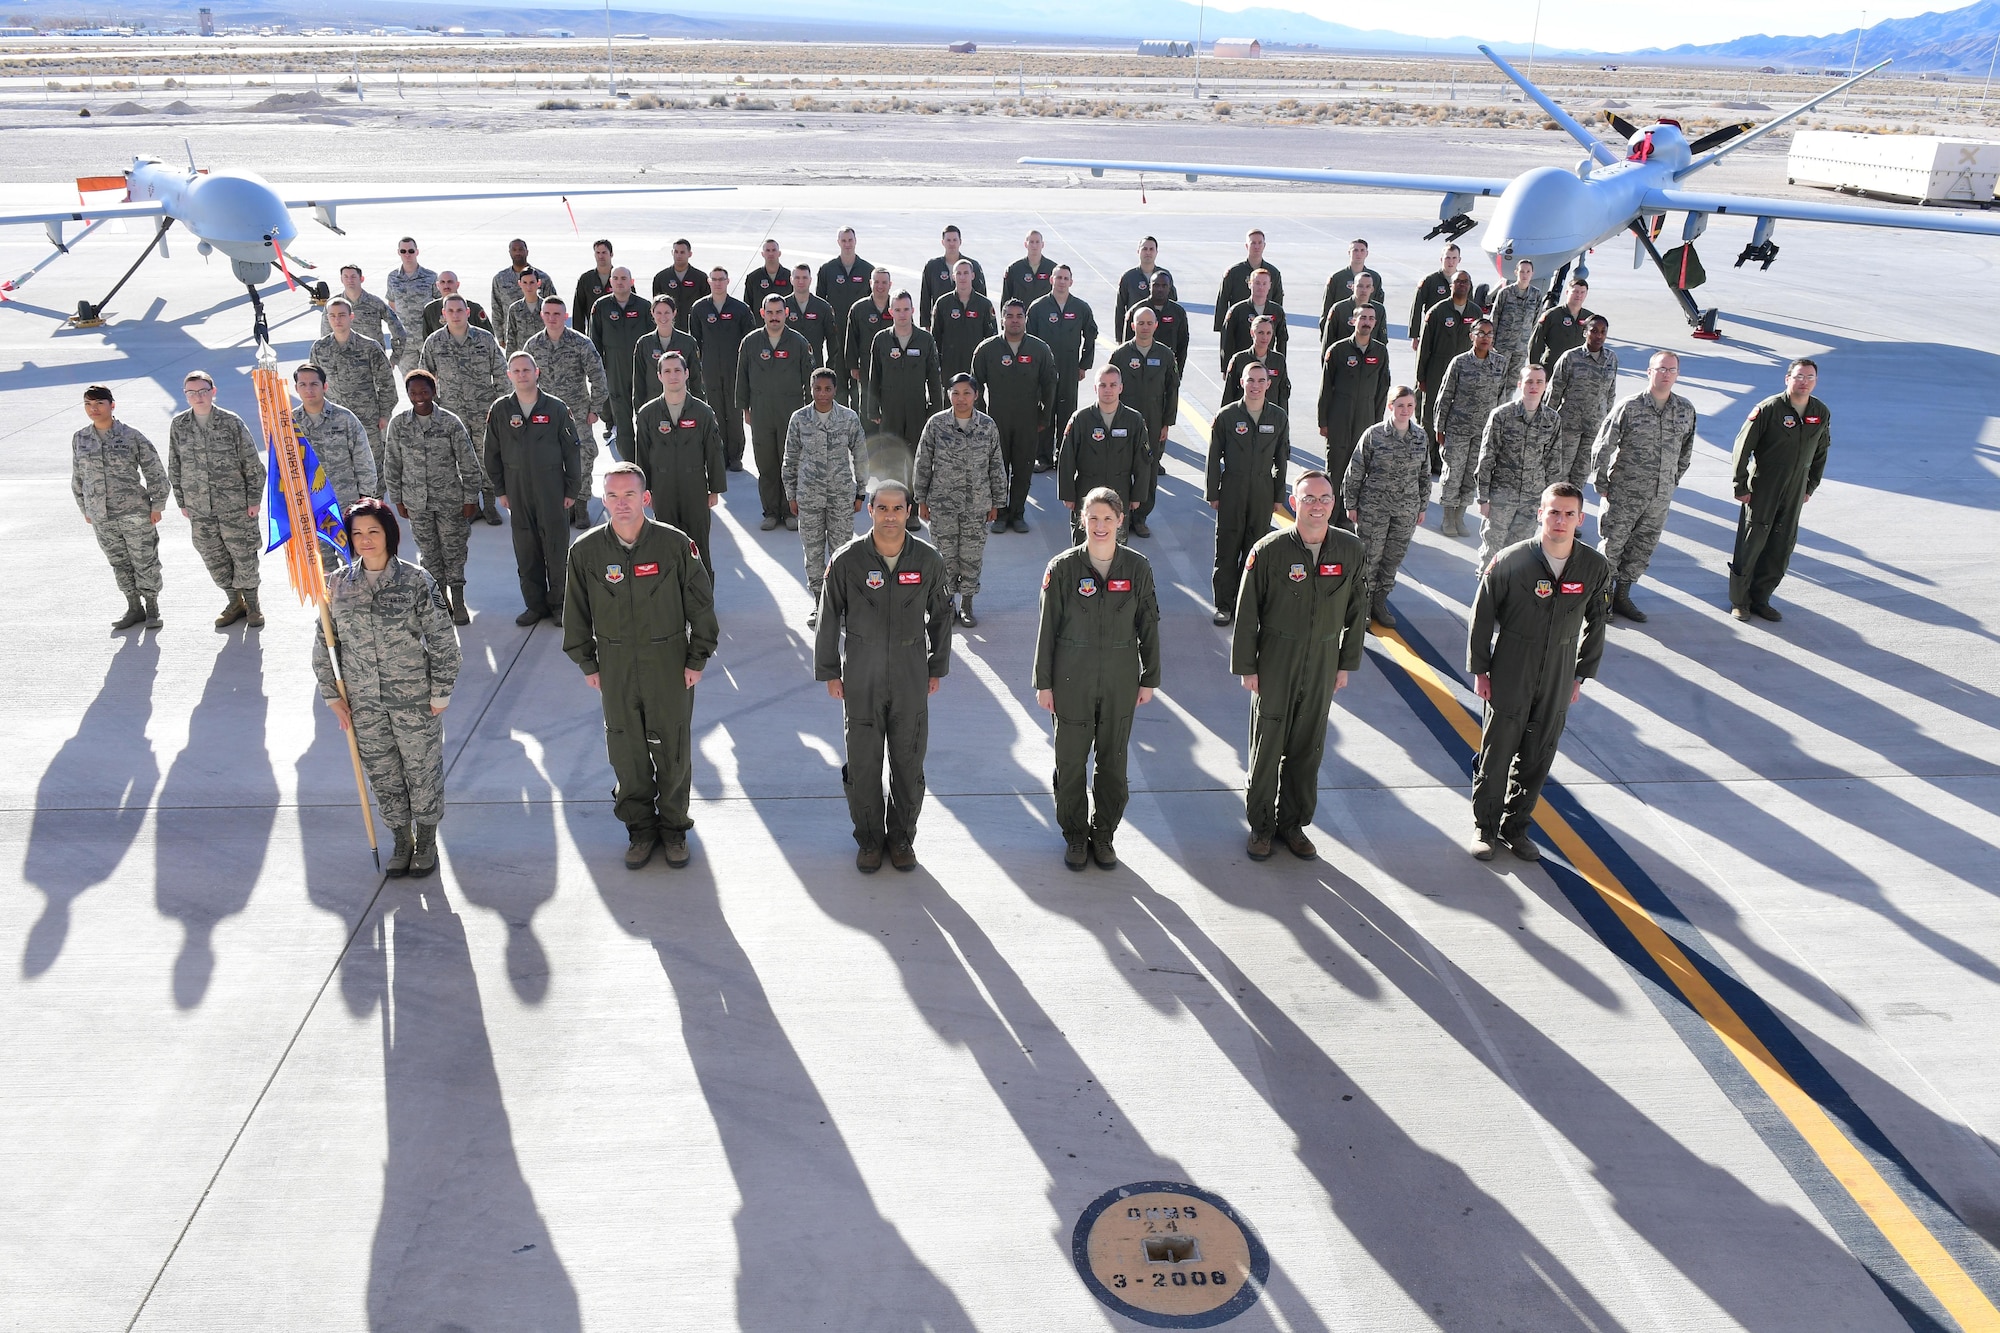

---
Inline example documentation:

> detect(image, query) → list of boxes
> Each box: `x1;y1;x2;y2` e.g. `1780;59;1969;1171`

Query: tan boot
214;591;247;629
242;589;264;628
113;595;147;631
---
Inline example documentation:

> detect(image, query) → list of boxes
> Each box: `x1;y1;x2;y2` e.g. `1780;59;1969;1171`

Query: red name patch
1319;563;1343;576
1108;578;1132;592
897;571;922;584
636;563;661;577
1560;581;1584;594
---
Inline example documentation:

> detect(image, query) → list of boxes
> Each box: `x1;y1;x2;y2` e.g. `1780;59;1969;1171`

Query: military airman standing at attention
419;293;511;527
1026;264;1098;473
1222;314;1289;409
692;268;756;471
1058;366;1150;543
969;298;1058;534
1206;362;1290;625
588;266;652;463
1109;307;1180;539
524;296;611;526
1487;258;1540;387
1220;267;1287;375
1318;307;1392;514
1431;317;1505;537
1130;271;1192;374
381;369;483;626
845;266;896;415
1466;483;1610;862
634;350;726;577
1408;242;1462;351
1414;270;1480;443
564;462;721;871
784;368;865;627
311;296;398;456
1114;235;1173;340
930;259;998;381
491;238;555;338
913;374;1008;627
318;264;408;366
291;362;378;515
1728;358;1832;623
1002;229;1056;306
168;370;265;629
420;271;492;341
866;292;945;519
1232;470;1368;862
783;263;837;370
74;384;168;631
816;228;875;406
736;294;816;531
920;225;987;314
1343;386;1431;629
385;239;439;373
1476;364;1563;569
1592;351;1696;623
1034;487;1162;871
1528;279;1595;371
631;296;704;411
815;481;955;874
1214;229;1282;335
484;352;581;626
1543;315;1619;491
651;238;706;331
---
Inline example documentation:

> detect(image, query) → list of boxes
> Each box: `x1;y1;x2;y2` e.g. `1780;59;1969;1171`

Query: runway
3;163;1999;1331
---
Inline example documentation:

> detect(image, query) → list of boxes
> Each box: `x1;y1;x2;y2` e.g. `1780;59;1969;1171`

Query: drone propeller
1688;122;1756;155
1604;111;1639;141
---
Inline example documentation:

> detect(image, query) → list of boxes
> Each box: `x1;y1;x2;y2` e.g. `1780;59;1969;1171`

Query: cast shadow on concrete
589;851;977;1332
297;701;389;1016
154;636;278;1008
447;726;559;1005
21;632;160;979
365;879;581;1332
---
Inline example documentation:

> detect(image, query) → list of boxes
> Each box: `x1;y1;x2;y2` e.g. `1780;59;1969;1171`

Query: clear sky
1208;0;1953;53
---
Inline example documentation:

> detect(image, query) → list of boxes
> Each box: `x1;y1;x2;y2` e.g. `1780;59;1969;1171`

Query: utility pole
1528;0;1543;80
604;0;616;96
1983;30;1998;102
1851;11;1865;76
1193;0;1205;99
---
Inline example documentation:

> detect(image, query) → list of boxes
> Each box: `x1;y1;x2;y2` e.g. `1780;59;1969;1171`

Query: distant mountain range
1635;1;2000;74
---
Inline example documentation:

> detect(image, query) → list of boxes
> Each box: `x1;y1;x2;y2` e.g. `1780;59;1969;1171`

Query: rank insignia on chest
1289;563;1307;582
1319;563;1342;576
509;416;524;427
1108;578;1131;592
605;564;624;584
897;571;922;584
1535;579;1554;598
866;571;885;589
1078;577;1098;597
1235;422;1249;434
636;563;660;577
1560;580;1584;594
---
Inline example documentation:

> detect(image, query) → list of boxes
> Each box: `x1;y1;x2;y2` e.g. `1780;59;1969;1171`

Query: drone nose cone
183;169;294;247
1485;166;1595;260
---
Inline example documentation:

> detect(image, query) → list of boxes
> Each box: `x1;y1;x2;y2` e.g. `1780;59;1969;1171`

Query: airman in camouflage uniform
913;375;1008;626
524;300;611;525
385;242;439;371
784;370;864;620
292;365;378;510
382;370;484;624
501;273;550;354
490;240;555;335
310;298;398;455
1487;260;1542;387
73;384;168;630
1431;320;1507;536
1476;365;1564;569
168;371;264;628
312;499;461;877
1544;316;1619;490
1592;353;1698;622
318;267;407;363
419;295;510;525
1342;388;1431;628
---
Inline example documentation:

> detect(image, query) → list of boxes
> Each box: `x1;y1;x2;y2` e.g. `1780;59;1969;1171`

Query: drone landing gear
1629;221;1722;342
71;218;174;328
247;282;270;350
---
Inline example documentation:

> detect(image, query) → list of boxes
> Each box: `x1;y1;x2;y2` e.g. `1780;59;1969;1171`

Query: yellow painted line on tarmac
1368;624;2000;1332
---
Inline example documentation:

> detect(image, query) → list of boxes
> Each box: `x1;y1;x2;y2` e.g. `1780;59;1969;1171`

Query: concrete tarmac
3;158;1998;1331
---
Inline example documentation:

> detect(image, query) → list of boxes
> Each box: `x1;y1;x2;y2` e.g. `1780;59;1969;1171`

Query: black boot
113;595;147;631
448;584;470;626
957;595;977;628
482;495;503;526
1612;580;1647;623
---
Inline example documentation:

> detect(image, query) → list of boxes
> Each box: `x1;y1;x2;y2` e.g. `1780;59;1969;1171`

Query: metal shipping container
1787;130;2000;205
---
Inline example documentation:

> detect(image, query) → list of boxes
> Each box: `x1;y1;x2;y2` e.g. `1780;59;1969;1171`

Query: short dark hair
1053;263;1072;276
294;364;327;386
947;372;976;388
1543;482;1584;504
652;294;677;312
868;478;912;506
673;237;692;250
811;367;838;387
84;384;114;403
1002;298;1026;313
709;266;729;278
343;496;400;557
1588;315;1610;330
941;225;962;239
540;296;566;310
657;350;689;371
1788;357;1819;375
594;238;613;254
403;368;437;392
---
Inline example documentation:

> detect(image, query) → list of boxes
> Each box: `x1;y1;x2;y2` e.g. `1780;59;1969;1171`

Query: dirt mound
163;100;196;115
103;100;150;115
245;89;338;113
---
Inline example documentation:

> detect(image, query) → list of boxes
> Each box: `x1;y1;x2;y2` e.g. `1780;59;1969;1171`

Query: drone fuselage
125;156;298;285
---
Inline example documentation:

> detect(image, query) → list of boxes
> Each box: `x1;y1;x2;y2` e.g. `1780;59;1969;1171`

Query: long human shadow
365;879;581;1331
297;700;388;1017
153;636;278;1008
588;850;976;1332
1250;854;1945;1330
448;728;559;1005
21;632;160;978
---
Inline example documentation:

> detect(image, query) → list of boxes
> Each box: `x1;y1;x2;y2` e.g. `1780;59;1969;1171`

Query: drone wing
1643;186;2000;239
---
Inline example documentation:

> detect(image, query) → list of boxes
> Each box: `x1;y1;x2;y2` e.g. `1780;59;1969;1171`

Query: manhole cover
1072;1181;1269;1327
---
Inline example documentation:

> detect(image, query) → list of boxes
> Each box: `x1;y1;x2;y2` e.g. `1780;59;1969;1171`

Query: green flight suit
588;291;652;462
1729;393;1832;610
564;519;720;836
634;394;727;576
690;295;755;467
866;325;945;480
483;393;580;617
1231;526;1368;839
735;326;815;521
1466;538;1611;838
930;290;997;380
970;331;1058;525
1319;337;1393;508
1033;544;1162;840
632;327;705;409
1206;400;1291;609
1107;338;1180;522
1057;403;1150;541
814;533;955;852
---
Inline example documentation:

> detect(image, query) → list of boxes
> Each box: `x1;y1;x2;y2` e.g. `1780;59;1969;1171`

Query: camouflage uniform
291;402;378;510
418;323;509;489
1487;283;1541;387
1592;390;1699;584
1432;349;1509;515
1544;343;1620;490
1342;419;1431;607
489;264;555;334
167;405;263;592
72;420;168;597
912;409;1007;599
502;297;545;355
381;405;483;587
312;558;461;830
1475;397;1564;569
319;289;407;364
308;331;398;456
783;401;864;602
384;267;438;370
523;327;611;502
